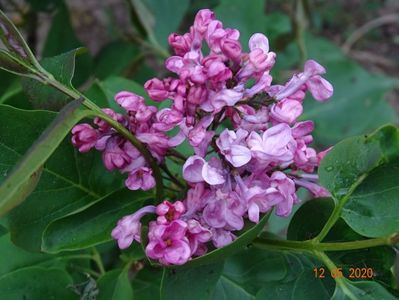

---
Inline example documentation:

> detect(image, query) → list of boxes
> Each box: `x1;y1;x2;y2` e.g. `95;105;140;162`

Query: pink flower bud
94;108;123;132
102;137;131;171
115;91;145;112
205;60;232;82
187;85;208;104
270;99;303;124
193;9;215;35
168;33;192;56
249;33;270;52
152;108;183;131
221;38;242;60
111;205;156;249
144;78;169;101
71;124;98;153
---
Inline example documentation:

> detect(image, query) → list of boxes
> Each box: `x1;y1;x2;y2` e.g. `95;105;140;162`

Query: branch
253;232;399;252
342;14;399;54
313;173;367;242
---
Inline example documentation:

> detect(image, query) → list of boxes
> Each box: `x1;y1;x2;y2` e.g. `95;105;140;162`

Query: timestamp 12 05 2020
313;267;374;279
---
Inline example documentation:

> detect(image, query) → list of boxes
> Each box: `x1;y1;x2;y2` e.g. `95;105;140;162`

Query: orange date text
313;267;374;279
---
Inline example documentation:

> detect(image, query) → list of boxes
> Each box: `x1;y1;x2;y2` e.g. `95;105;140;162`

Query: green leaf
0;106;122;251
288;198;397;288
215;0;291;49
0;9;40;68
161;262;224;300
287;198;357;242
0;233;56;276
254;253;335;300
212;247;287;299
94;41;140;79
0;70;16;95
0;72;31;110
0;267;77;300
130;0;190;49
97;267;133;300
21;48;84;110
42;4;81;57
0;49;37;77
42;190;151;253
1;165;43;216
301;35;398;146
101;76;150;101
41;3;93;86
255;271;334;300
342;160;399;237
132;265;163;300
332;279;396;300
0;78;22;104
0;101;90;216
181;212;270;268
90;76;163;113
319;125;399;199
318;125;399;238
211;277;253;300
0;224;7;237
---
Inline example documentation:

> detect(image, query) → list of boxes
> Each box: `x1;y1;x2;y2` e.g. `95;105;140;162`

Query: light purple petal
183;155;206;183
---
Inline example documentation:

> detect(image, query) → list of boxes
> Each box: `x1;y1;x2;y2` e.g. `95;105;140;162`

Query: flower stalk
253;232;399;253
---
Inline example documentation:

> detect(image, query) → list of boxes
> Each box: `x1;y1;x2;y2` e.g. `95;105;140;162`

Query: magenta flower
111;205;156;249
71;124;98;153
184;183;210;216
168;33;192;56
270;99;303;124
146;220;191;265
267;171;299;217
211;228;235;248
136;132;170;161
201;157;226;185
183;155;226;185
94;108;124;132
294;178;331;198
247;123;295;166
144;78;170;101
102;137;131;171
183;155;206;183
274;59;333;101
187;85;208;104
156;200;186;224
186;219;212;255
152;108;183;132
203;189;246;230
216;129;251;167
115;91;145;112
239;106;269;132
221;38;242;61
125;167;155;191
72;8;335;266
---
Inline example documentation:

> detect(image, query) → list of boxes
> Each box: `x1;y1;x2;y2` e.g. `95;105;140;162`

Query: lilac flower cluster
71;9;333;265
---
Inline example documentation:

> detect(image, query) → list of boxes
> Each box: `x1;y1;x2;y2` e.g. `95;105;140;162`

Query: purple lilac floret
71;9;333;266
